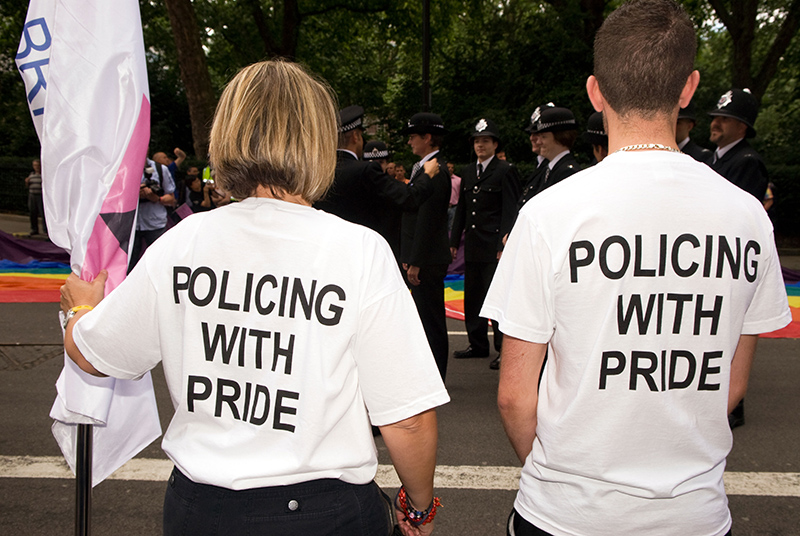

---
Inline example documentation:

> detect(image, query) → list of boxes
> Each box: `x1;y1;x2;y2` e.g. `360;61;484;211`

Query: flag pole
75;423;92;536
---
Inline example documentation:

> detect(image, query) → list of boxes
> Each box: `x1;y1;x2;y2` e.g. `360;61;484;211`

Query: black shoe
453;346;489;359
489;356;501;370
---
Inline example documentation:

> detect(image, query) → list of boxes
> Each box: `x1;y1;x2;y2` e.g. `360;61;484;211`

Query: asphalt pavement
1;212;799;535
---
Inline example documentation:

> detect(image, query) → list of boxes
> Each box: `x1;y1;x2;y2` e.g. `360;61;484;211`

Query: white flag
17;0;162;487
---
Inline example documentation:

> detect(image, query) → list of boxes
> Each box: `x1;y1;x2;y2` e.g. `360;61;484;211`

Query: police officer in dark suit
583;111;609;166
450;118;521;369
708;88;768;201
518;103;554;209
315;106;439;256
401;112;452;381
676;101;712;163
707;89;768;430
532;106;580;194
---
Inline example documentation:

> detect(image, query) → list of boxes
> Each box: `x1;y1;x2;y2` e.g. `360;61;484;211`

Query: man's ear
679;70;700;109
586;75;605;113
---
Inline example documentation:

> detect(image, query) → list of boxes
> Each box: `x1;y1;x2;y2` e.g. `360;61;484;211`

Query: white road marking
2;456;799;496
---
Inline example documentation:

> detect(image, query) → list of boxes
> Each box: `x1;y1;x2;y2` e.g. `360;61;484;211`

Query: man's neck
605;111;679;153
417;148;439;161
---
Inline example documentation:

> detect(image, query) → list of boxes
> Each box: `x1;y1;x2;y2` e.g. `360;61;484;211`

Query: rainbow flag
0;259;70;303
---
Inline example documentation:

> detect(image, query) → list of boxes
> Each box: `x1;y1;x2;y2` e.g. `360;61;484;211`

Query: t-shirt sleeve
71;260;164;380
741;233;792;335
351;234;449;426
481;210;555;343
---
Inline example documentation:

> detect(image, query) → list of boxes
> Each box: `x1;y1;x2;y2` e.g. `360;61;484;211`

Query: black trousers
127;227;166;273
164;467;391;536
409;263;449;382
28;193;47;234
507;508;733;536
464;260;502;353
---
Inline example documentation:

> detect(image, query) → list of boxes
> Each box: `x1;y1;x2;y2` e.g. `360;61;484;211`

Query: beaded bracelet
395;486;442;527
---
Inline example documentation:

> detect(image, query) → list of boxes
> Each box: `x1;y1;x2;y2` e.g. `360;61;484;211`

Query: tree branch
753;0;800;100
707;0;737;38
299;2;391;19
244;0;277;56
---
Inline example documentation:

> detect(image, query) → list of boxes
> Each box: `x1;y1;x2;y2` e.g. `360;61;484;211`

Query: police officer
708;89;768;430
518;103;554;209
583;111;609;165
315;105;439;257
450;118;521;369
363;140;390;171
401;112;453;381
533;105;581;192
676;100;712;162
708;88;768;201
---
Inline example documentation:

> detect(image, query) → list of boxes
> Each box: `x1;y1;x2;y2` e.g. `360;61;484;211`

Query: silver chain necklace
614;143;681;154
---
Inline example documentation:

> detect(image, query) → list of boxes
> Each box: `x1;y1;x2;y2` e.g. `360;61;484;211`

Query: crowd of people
57;0;791;535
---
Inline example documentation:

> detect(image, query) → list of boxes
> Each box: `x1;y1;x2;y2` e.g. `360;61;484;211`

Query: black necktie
477;162;483;178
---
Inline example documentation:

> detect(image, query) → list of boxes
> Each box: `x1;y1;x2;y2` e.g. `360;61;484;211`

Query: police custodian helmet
708;88;759;138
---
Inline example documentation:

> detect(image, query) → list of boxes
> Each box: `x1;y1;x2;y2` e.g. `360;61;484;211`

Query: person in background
676;101;712;162
25;158;47;236
153;147;187;178
582;111;608;165
395;164;409;184
446;162;461;232
60;60;448;536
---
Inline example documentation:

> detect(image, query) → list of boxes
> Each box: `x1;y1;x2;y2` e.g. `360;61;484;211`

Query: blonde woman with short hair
60;60;448;536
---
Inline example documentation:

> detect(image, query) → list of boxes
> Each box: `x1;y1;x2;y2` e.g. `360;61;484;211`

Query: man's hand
60;270;108;314
423;159;439;178
407;265;421;286
450;247;458;261
395;514;435;536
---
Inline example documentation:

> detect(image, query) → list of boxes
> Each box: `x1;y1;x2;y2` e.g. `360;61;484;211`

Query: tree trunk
163;0;216;159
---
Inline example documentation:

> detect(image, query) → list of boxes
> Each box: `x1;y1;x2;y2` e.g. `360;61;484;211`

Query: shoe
489;356;501;370
453;346;489;359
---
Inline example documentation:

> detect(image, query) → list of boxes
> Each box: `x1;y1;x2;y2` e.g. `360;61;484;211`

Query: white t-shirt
482;151;791;536
74;197;450;490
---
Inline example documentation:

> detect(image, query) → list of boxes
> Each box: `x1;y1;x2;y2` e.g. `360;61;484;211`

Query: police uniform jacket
710;139;768;201
518;160;549;210
400;154;452;267
450;157;521;262
682;139;712;164
315;151;436;255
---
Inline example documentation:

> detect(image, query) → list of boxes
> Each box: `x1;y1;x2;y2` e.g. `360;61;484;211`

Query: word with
174;266;346;326
599;349;722;392
570;234;760;283
617;293;723;336
202;322;294;374
188;375;299;432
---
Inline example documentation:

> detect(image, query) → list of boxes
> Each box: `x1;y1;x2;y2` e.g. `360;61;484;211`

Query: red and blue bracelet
395;486;442;527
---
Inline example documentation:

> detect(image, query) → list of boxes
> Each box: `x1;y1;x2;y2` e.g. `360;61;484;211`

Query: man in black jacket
676;101;711;163
401;112;452;381
707;89;768;429
315;106;439;257
708;88;768;201
518;104;553;209
450;118;521;369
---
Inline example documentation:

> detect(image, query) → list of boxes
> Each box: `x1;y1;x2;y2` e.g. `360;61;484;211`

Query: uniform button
472;198;477;203
288;500;299;511
471;211;476;216
471;224;476;229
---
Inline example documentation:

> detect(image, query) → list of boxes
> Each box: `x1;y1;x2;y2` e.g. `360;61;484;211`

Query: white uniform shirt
482;151;790;536
74;197;449;490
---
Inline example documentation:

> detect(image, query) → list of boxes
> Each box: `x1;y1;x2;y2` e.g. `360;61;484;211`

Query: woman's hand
395;512;435;536
60;270;108;314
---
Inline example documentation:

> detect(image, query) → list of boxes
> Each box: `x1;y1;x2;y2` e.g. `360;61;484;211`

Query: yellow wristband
62;305;94;329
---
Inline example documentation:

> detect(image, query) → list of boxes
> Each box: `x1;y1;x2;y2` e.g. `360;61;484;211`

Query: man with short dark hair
483;1;791;535
401;112;452;380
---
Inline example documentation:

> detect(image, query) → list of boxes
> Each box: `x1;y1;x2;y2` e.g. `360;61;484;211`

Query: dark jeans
28;194;46;234
164;467;391;536
507;508;733;536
